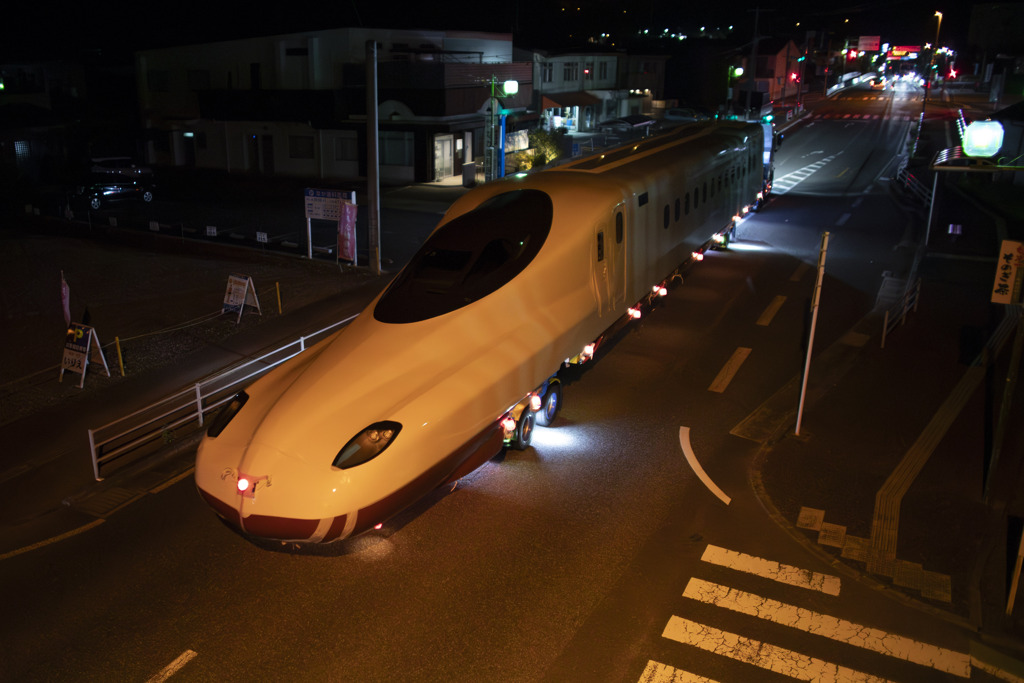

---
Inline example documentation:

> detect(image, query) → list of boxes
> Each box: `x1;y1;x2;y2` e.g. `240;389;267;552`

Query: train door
594;204;627;316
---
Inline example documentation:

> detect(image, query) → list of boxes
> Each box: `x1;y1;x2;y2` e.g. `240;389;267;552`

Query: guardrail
881;279;921;348
87;316;355;481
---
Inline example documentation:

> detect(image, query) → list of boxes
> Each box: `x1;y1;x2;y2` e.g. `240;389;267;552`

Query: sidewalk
754;84;1024;660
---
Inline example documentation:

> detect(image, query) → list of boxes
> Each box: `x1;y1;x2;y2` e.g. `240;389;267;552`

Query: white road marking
0;519;105;562
708;347;751;393
678;427;730;506
700;544;840;595
683;578;971;678
662;616;892;682
146;650;198;683
638;660;719;683
756;295;786;326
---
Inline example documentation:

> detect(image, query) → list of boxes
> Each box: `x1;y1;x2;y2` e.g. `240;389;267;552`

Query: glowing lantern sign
963;120;1004;158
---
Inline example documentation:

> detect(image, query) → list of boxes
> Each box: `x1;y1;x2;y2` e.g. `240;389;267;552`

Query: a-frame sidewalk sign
222;274;262;324
59;322;111;388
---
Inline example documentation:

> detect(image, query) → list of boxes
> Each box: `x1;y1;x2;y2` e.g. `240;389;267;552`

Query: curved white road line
679;426;731;506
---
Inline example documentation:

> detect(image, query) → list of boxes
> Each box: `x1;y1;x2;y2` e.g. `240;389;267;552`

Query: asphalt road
2;85;1021;682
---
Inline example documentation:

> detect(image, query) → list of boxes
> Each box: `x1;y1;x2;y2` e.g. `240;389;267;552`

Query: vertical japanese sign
60;271;71;327
338;200;358;263
992;240;1024;305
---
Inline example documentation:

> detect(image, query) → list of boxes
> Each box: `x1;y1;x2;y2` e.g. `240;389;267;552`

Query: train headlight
333;421;402;469
206;391;249;438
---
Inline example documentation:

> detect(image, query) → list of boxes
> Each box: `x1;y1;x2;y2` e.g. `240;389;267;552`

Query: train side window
674;198;680;221
597;231;605;261
663;205;670;229
638;192;649;207
615;212;623;244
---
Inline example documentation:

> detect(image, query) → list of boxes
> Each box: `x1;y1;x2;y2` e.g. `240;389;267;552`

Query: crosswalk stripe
700;544;840;595
638;660;719;683
662;616;893;682
683;578;971;678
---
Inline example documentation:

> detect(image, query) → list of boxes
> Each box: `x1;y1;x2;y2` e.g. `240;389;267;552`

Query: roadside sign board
222;274;262;323
992;240;1024;305
60;323;110;388
304;188;347;221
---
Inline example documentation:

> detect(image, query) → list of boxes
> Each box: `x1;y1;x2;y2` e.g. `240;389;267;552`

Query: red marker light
237;477;250;493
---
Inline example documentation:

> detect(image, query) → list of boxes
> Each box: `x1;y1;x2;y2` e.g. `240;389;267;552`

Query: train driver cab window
615;213;623;243
375;189;553;323
597;231;605;261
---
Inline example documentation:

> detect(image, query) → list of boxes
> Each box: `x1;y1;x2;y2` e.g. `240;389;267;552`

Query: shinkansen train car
195;120;769;544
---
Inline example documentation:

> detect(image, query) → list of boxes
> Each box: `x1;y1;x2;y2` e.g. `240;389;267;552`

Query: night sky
3;0;973;62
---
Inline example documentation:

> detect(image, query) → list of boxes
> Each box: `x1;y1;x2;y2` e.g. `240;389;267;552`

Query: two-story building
526;49;667;133
136;28;531;184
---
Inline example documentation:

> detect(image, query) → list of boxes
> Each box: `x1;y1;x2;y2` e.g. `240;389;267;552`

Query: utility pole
796;231;830;436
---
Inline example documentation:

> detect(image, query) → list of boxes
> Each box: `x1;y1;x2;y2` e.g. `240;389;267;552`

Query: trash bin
462;162;477;188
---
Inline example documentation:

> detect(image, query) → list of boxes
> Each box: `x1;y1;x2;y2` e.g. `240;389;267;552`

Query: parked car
76;174;155;210
89;157;153;178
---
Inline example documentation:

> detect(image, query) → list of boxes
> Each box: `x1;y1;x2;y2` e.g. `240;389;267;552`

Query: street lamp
485;77;518;182
726;66;743;116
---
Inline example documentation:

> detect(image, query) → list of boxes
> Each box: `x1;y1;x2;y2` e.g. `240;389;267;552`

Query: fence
87;316;355;481
881;279;921;348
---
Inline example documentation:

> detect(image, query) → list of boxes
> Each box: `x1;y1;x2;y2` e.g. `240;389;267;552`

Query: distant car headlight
206;391;249;438
333;421;402;469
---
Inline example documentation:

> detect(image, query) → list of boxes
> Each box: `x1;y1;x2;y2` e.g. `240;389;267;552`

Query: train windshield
374;189;553;323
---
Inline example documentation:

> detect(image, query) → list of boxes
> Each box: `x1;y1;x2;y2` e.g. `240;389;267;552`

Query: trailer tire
535;382;562;427
511;410;535;450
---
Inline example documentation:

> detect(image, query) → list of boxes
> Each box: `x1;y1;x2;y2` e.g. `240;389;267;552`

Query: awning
542;92;601;109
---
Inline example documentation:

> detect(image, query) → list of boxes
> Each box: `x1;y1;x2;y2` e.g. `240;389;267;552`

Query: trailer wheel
535;382;562;427
511;410;535;450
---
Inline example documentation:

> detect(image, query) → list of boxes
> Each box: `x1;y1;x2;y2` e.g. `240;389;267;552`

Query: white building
136;28;530;183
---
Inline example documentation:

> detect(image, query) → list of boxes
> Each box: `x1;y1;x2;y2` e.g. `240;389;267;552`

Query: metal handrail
881;279;921;348
87;316;356;480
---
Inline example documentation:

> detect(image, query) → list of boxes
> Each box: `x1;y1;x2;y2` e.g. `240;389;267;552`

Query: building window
541;63;553;84
584;63;594;79
334;135;357;161
563;62;579;81
599;62;608;79
380;131;414;166
288;135;315;159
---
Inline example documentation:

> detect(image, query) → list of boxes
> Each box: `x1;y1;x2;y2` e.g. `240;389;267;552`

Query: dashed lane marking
682;578;971;678
756;295;786;326
700;544;840;595
146;650;198;683
707;347;751;393
661;616;892;682
638;660;719;683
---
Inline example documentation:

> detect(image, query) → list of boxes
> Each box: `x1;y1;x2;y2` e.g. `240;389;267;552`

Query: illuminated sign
889;46;922;59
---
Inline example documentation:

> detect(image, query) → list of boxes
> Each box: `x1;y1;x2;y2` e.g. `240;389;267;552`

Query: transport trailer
195;120;769;544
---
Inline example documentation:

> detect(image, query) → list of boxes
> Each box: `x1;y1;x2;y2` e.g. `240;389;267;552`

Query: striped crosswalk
638;543;975;682
807;113;914;122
